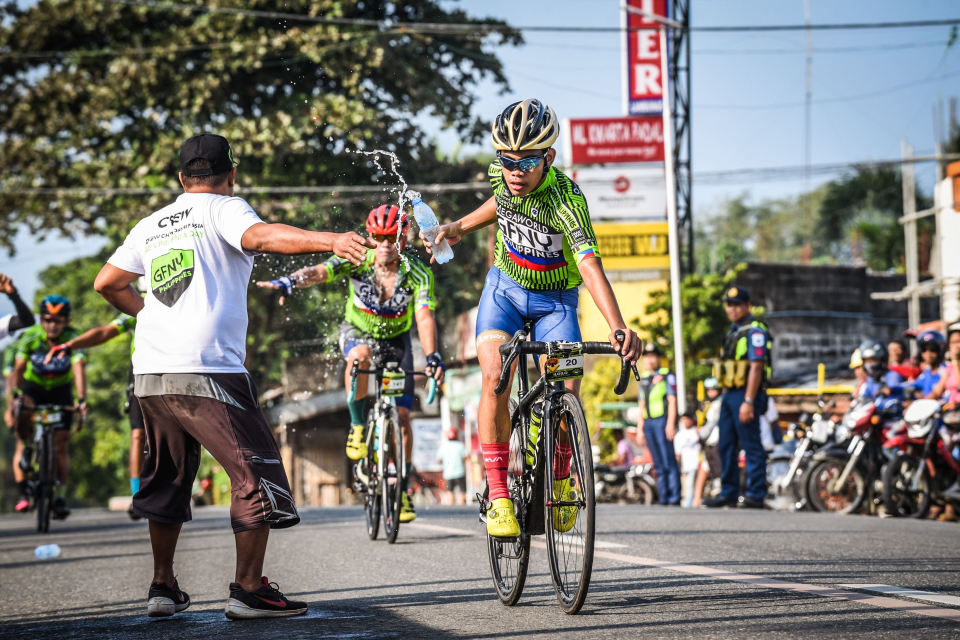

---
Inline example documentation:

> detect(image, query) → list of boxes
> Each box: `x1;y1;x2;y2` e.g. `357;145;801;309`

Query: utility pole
901;139;920;343
804;0;813;219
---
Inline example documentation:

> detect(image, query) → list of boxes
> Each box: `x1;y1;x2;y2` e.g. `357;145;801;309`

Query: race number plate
545;343;584;382
381;371;406;397
37;411;62;425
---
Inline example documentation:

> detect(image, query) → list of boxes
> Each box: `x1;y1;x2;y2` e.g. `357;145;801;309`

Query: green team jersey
111;313;137;356
15;324;84;390
489;162;601;290
322;249;435;339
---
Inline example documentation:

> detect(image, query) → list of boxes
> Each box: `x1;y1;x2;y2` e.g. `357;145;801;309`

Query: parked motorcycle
595;462;658;505
767;401;836;510
806;396;901;514
883;400;960;518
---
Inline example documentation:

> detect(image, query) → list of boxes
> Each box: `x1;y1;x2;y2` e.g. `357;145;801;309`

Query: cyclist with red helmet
257;204;443;523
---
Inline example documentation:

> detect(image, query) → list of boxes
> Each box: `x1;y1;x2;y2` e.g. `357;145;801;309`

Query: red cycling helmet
366;204;408;237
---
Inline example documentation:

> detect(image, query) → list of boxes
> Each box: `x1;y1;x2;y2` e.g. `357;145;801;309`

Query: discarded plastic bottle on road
34;544;61;559
410;195;453;264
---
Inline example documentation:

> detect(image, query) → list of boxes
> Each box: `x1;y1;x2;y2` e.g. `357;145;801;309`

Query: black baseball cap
179;134;237;177
723;286;750;304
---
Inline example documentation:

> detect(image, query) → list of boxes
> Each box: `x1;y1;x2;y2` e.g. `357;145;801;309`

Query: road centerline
840;584;960;608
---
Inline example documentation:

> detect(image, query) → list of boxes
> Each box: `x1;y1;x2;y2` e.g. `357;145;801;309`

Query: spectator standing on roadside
94;134;375;620
636;342;681;506
673;412;700;508
436;428;469;505
704;286;771;510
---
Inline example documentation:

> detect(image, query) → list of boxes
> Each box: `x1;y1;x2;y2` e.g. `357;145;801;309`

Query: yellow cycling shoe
486;498;521;538
345;424;367;461
552;478;579;533
400;493;417;523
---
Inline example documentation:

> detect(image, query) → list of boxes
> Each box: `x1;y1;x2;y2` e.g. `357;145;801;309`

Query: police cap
723;286;750;304
641;342;662;356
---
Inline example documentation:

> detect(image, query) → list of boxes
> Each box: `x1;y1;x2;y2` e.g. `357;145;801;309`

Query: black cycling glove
426;352;446;372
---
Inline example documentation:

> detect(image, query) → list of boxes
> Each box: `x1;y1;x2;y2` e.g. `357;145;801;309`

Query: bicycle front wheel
380;406;404;544
37;430;55;534
544;393;595;614
364;424;381;540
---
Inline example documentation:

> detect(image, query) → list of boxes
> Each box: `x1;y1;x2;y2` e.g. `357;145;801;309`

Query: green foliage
0;0;520;251
35;251;135;505
581;358;623;434
634;264;765;395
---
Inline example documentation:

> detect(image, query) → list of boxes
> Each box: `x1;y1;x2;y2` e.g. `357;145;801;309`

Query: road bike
348;360;437;544
13;399;81;533
481;324;637;614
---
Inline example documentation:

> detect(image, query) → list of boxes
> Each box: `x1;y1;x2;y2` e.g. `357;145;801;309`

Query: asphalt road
1;504;958;639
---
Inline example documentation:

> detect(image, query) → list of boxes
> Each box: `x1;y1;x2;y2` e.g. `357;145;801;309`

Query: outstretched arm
45;324;123;364
241;224;375;264
255;263;331;306
420;196;497;260
578;257;640;365
0;273;34;331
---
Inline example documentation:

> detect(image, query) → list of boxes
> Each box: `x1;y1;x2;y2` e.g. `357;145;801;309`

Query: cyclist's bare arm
578;257;640;365
3;357;26;427
414;307;444;383
241;223;375;263
421;196;497;255
94;265;144;317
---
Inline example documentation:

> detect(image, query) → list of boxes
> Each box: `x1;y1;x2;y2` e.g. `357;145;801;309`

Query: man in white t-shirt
94;134;375;620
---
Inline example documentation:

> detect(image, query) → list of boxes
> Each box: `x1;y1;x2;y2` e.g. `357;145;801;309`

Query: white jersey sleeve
208;197;263;256
108;221;147;275
0;313;11;341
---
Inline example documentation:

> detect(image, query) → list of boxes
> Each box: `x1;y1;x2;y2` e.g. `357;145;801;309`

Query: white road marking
840;584;960;608
414;521;960;622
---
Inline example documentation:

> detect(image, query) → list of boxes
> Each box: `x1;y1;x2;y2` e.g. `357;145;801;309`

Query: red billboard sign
622;0;668;115
562;116;664;165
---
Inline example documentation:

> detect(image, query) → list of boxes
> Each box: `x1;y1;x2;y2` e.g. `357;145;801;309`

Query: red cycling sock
554;443;573;480
482;443;511;501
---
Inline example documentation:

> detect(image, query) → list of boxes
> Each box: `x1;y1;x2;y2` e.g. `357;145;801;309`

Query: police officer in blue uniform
636;342;681;505
704;286;771;509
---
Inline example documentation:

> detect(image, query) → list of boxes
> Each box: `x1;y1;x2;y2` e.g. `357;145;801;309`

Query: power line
697;67;960;110
96;1;960;34
6;154;958;197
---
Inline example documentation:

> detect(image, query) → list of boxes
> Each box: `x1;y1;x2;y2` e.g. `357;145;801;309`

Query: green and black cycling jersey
489;162;601;291
14;324;84;390
322;249;435;340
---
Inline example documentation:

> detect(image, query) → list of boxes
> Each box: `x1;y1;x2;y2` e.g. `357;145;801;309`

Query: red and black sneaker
146;579;191;617
224;577;308;620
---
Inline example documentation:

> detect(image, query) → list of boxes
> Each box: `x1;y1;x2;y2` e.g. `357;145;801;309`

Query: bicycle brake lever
613;329;640;381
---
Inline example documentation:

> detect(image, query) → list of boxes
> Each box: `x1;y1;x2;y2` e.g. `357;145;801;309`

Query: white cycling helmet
491;99;560;151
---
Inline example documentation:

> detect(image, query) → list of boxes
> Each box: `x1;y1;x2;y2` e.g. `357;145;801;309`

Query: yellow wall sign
594;222;670;270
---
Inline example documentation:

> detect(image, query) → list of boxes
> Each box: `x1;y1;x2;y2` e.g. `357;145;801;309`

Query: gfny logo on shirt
151;249;195;307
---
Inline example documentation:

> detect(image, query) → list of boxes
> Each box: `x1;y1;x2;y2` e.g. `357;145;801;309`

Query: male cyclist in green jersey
4;295;87;516
46;286;144;519
421;99;640;538
257;204;445;523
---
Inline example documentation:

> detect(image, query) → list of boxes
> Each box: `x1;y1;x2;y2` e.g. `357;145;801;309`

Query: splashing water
347;149;421;246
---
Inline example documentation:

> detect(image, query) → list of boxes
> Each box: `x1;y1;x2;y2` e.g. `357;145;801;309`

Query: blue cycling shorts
475;267;581;344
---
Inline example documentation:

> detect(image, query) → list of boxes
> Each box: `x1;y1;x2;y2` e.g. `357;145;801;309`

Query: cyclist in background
45;283;144;519
257;205;445;523
3;295;87;516
421;98;640;537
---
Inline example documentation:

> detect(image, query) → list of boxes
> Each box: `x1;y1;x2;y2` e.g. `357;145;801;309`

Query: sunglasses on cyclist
497;151;548;173
370;233;400;244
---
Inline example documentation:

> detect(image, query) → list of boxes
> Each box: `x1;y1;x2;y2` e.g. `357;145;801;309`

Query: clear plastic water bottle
34;544;61;559
410;195;454;264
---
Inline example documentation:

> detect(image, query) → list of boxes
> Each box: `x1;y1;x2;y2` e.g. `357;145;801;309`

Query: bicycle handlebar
347;360;439;405
494;329;640;397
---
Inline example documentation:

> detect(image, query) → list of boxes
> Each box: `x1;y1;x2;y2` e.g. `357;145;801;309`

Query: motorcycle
806;396;901;514
882;400;960;518
767;401;836;510
595;462;658;505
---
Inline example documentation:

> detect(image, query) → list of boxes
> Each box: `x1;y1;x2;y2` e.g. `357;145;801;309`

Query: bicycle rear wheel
544;393;595;614
380;406;404;544
486;420;531;606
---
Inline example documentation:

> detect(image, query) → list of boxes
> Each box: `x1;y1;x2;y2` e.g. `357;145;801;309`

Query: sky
2;0;959;316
